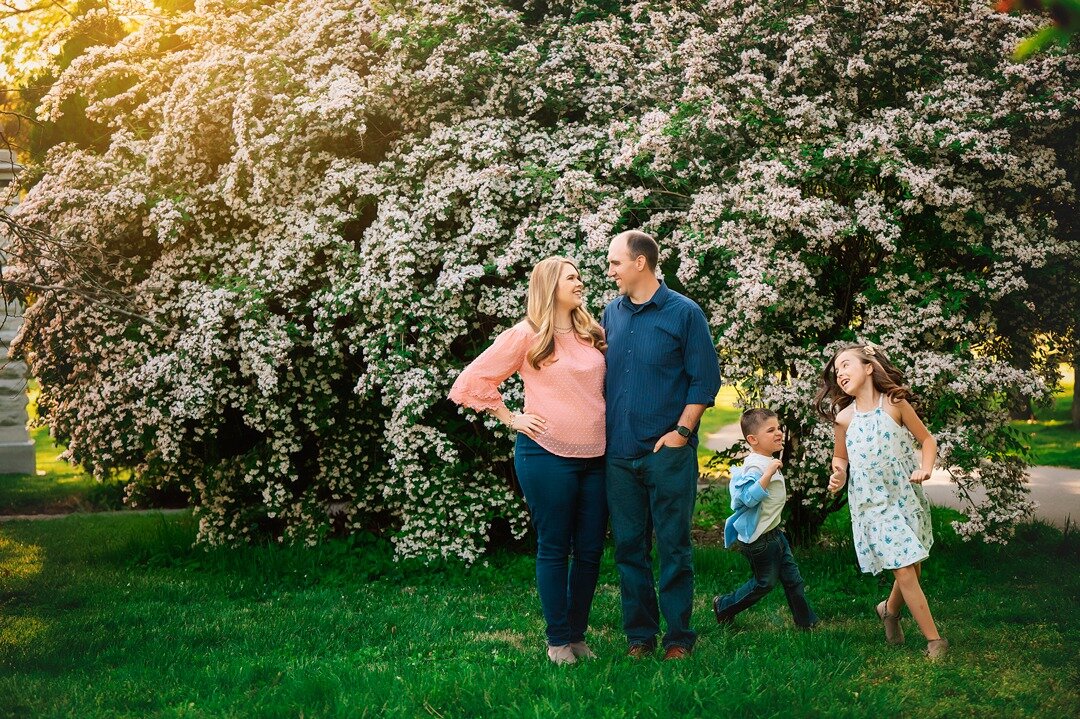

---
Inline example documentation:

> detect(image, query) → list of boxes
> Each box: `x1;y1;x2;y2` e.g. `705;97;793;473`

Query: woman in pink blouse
449;256;607;665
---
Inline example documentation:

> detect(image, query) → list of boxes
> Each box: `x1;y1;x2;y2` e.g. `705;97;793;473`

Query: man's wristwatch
675;425;692;439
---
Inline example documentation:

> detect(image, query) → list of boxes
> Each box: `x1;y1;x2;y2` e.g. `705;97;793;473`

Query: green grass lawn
0;426;126;514
2;506;1077;719
698;386;743;439
697;386;743;470
1011;375;1080;469
0;382;125;514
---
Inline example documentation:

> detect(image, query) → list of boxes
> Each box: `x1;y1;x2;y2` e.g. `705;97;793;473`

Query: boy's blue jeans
715;528;818;628
606;443;698;650
514;434;607;646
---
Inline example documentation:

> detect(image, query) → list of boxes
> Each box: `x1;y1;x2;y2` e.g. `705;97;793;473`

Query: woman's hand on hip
512;413;547;440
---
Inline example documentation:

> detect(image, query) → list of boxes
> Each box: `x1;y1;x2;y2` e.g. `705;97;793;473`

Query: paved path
705;423;1080;528
704;423;745;455
921;466;1080;528
0;508;187;523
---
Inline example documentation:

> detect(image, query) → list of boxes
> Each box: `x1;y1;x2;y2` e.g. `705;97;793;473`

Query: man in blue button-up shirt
601;230;721;660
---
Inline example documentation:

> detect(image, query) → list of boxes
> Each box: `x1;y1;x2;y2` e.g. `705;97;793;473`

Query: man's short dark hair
740;408;778;439
617;230;659;271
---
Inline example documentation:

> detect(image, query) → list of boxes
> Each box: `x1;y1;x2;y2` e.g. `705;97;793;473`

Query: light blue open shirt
723;454;779;549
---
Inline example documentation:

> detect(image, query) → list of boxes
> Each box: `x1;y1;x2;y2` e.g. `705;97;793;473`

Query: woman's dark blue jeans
514;433;607;646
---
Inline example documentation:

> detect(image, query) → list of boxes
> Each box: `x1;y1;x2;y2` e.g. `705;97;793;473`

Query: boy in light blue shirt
712;408;818;628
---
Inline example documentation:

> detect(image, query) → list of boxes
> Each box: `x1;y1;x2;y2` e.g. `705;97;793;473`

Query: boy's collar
744;450;776;464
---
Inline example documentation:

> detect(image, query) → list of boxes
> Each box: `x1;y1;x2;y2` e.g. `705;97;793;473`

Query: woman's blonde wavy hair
525;256;606;369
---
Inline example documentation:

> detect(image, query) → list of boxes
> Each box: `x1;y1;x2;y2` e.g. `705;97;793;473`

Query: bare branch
0;209;166;330
0;109;40;126
1;276;165;328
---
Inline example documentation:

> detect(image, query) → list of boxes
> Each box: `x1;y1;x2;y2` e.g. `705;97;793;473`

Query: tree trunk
785;497;830;547
1009;397;1035;421
782;423;840;547
1072;359;1080;430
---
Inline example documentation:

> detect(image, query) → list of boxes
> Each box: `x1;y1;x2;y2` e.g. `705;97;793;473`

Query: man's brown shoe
626;644;654;659
663;645;691;661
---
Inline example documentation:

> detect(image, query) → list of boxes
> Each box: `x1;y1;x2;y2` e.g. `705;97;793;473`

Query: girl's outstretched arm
829;422;849;493
898;400;937;483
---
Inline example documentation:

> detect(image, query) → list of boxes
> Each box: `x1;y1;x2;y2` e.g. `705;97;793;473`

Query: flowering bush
5;0;1077;557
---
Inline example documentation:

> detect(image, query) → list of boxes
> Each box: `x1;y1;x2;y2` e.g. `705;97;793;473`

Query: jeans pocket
746;538;769;558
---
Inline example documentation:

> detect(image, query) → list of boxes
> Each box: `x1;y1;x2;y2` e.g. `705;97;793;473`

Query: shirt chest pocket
637;330;682;366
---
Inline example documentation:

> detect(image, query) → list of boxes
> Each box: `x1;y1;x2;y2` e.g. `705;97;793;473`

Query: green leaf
1013;25;1065;61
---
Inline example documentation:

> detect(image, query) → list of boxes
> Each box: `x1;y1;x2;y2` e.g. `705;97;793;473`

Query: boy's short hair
740;408;778;439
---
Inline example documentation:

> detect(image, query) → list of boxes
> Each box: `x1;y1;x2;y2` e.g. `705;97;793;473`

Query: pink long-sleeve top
448;321;606;458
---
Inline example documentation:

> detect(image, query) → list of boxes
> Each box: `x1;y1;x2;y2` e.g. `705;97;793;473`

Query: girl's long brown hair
525;256;606;370
814;344;915;421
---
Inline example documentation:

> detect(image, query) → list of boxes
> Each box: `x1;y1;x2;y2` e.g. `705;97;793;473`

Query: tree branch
0;210;166;330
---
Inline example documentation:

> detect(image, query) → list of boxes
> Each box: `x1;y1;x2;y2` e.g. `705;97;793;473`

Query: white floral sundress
846;395;933;575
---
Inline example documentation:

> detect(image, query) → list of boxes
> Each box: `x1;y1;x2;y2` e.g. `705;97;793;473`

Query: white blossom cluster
5;0;1077;557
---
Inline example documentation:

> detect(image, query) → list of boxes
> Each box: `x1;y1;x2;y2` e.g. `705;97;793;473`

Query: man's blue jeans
606;443;698;650
715;528;818;628
514;434;607;646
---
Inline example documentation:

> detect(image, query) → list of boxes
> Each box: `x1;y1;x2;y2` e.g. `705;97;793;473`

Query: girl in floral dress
815;344;949;659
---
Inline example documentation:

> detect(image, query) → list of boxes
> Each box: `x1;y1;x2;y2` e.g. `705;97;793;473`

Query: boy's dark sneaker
712;595;733;625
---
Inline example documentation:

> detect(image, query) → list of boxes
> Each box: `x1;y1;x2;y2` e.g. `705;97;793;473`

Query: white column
0;149;35;475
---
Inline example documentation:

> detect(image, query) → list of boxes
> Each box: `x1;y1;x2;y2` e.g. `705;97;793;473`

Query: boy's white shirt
741;451;786;543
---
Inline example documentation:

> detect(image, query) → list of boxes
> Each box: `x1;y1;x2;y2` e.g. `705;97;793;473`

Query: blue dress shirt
601;281;721;459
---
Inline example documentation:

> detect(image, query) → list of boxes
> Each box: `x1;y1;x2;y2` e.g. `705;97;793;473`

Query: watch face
677;426;691;438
